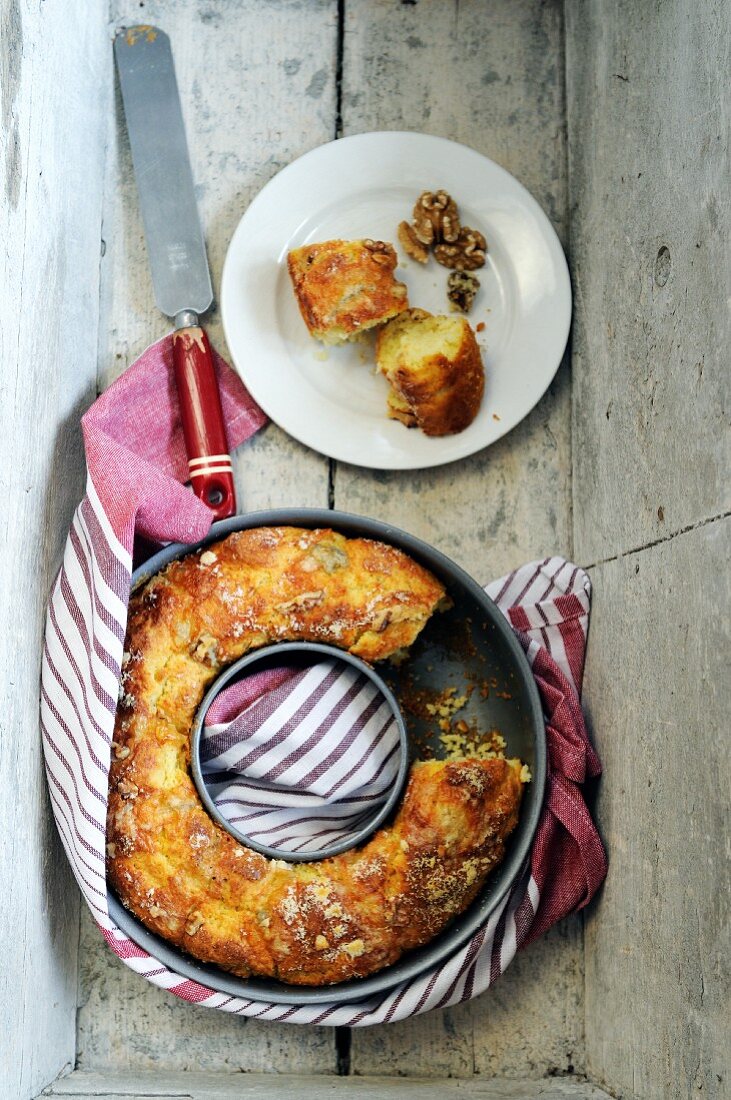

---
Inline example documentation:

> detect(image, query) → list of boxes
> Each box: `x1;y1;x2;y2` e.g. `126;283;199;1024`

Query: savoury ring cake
108;526;526;986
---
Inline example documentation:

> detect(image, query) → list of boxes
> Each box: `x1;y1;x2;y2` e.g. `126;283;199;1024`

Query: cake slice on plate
287;238;408;344
376;308;485;436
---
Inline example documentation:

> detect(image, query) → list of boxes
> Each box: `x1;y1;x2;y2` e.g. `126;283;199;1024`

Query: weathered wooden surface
0;1;108;1097
566;0;730;568
566;2;731;1098
41;1070;615;1100
581;525;730;1099
338;0;582;1079
12;0;729;1095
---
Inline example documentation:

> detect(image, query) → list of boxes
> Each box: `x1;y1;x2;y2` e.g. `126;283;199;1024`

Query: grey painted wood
566;0;731;567
471;920;584;1080
566;3;731;1098
41;1070;616;1100
581;523;730;1099
0;1;109;1097
76;0;339;1075
337;0;582;1079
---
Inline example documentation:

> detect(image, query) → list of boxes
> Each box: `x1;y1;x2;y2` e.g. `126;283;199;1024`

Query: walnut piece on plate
396;190;487;282
447;270;481;313
398;221;430;264
412;190;461;246
434;227;487;271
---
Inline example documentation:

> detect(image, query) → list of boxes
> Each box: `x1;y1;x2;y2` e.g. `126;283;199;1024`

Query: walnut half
412;190;461;246
434;227;487;271
397;221;429;263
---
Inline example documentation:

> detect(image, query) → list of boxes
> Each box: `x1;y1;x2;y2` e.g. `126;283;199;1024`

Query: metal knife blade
113;26;213;319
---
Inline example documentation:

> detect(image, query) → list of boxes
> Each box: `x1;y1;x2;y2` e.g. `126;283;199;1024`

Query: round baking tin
108;508;546;1006
190;641;410;862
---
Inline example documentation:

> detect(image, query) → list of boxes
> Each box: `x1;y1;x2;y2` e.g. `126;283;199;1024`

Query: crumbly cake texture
287;238;408;344
107;526;525;986
376;308;485;436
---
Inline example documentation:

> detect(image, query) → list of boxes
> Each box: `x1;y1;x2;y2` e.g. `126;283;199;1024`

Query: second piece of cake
376;308;485;436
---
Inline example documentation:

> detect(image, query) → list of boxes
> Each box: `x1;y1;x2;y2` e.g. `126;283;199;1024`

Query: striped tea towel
201;660;401;854
40;333;607;1025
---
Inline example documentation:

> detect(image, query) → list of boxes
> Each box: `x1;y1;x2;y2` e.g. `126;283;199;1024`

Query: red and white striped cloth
201;660;401;854
40;334;607;1025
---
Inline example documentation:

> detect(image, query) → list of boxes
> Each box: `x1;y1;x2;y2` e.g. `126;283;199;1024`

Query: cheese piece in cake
376;308;485;437
287;238;408;344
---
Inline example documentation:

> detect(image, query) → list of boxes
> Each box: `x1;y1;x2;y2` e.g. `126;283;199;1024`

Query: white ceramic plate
220;131;571;470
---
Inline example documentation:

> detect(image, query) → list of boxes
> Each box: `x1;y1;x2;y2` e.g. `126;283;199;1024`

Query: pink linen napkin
40;334;607;1025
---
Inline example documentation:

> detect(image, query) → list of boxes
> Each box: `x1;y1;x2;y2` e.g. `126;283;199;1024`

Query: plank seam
583;509;731;571
332;2;348;1075
334;0;345;139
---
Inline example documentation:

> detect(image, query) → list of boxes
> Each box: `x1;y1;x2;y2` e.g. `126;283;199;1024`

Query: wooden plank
471;919;584;1079
567;4;731;1096
76;0;337;1076
0;1;109;1096
42;1069;616;1100
580;520;730;1099
337;0;581;1078
566;0;731;566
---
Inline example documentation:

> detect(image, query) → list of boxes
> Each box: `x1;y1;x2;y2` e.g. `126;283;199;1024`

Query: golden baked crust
107;527;524;985
376;308;485;436
287;239;408;344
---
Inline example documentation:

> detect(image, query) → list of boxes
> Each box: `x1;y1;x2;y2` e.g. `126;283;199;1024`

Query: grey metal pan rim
108;508;546;1007
190;641;410;861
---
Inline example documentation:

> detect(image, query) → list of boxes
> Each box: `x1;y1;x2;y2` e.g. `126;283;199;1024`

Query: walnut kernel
413;190;461;245
397;220;429;263
185;912;205;936
117;779;139;800
447;270;481;312
363;239;397;266
434;227;487;271
276;591;324;612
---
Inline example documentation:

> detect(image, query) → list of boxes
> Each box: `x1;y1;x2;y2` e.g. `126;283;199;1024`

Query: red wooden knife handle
172;325;236;521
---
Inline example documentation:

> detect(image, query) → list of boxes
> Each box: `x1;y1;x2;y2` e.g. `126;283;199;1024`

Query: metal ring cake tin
108;508;546;1006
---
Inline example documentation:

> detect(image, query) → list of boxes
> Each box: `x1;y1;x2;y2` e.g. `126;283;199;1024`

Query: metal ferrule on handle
172;313;237;521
